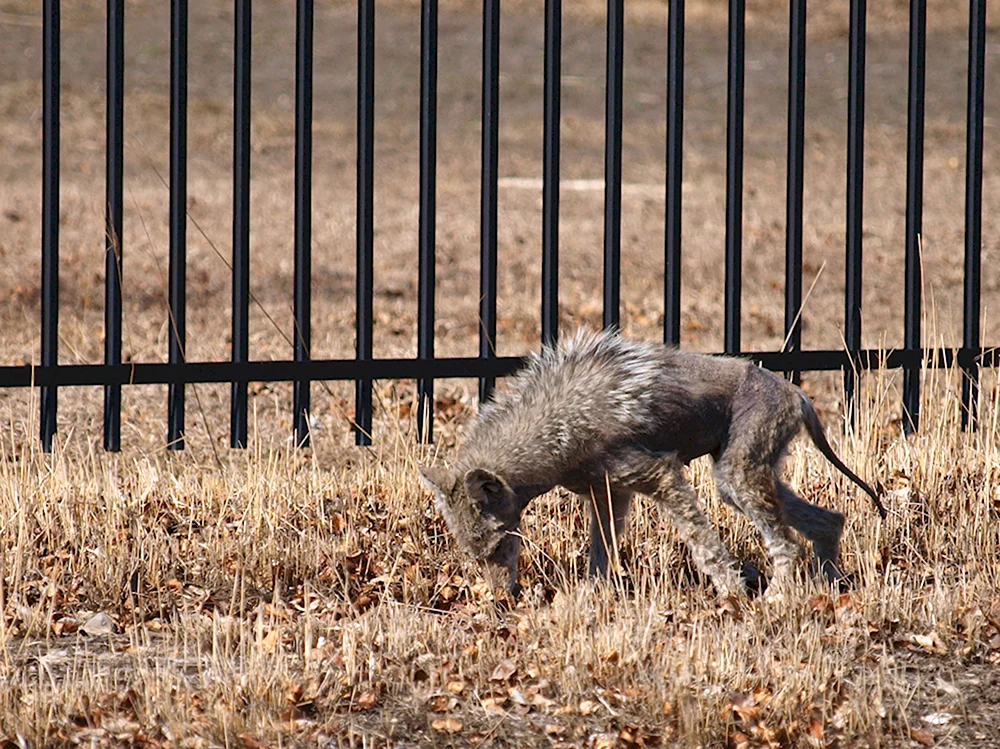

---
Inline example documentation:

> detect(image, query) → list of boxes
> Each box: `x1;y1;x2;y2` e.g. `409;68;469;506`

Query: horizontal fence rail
5;348;997;389
16;0;997;450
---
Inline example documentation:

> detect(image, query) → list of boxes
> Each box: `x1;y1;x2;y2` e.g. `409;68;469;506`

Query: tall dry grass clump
1;365;999;748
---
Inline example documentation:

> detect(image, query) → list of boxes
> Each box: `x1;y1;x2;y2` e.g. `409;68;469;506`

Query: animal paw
739;562;767;597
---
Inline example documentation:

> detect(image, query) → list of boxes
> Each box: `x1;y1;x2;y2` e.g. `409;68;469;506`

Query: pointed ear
418;465;456;497
464;468;510;505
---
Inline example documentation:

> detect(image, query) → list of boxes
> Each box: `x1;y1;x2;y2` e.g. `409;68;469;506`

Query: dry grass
1;366;999;748
2;0;1000;746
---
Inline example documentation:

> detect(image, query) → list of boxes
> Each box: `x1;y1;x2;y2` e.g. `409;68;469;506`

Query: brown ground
1;1;999;747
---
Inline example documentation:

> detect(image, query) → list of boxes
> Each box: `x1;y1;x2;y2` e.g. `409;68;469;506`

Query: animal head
418;464;523;595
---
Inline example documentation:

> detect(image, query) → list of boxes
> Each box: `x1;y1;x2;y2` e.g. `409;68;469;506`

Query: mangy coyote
419;330;886;598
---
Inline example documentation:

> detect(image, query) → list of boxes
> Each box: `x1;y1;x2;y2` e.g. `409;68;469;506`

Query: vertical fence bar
843;0;866;419
665;0;684;346
479;0;500;403
417;0;438;441
903;0;925;433
41;0;60;452
603;0;623;331
231;0;251;448
168;0;188;450
356;0;375;444
724;0;745;355
541;0;561;347
784;0;805;382
293;0;313;447
962;0;985;431
103;0;124;452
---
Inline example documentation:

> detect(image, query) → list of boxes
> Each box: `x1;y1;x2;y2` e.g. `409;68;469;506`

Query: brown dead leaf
431;718;463;734
283;681;304;704
354;691;378;711
910;727;935;746
508;687;530;706
259;629;280;654
728;731;751;749
329;511;346;534
238;732;269;749
490;658;517;682
590;733;617;749
531;692;556;709
717;594;744;618
471;581;492;599
809;594;833;614
81;612;116;637
903;632;949;655
726;692;762;723
807;719;823;740
445;680;466;695
579;699;600;716
832;591;853;609
278;704;308;722
52;617;78;636
755;721;785;746
428;694;458;712
482;696;507;715
619;725;654;748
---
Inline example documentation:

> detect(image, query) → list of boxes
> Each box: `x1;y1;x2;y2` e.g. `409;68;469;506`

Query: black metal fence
4;0;996;452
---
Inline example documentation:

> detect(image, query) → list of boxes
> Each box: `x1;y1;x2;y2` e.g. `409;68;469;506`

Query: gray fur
418;329;882;597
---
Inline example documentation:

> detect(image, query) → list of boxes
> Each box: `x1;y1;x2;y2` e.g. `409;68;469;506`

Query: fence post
784;0;805;383
417;0;438;442
230;0;251;449
293;0;313;448
541;0;561;348
724;0;745;356
168;0;188;450
356;0;375;445
104;0;125;453
962;0;986;431
603;0;623;331
665;0;684;346
41;1;60;452
844;0;866;423
903;0;926;433
479;0;500;404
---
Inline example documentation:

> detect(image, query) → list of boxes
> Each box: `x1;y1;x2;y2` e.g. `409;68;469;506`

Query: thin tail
797;390;887;519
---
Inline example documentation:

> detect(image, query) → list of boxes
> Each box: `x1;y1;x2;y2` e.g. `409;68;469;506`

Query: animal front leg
586;488;632;578
619;456;745;597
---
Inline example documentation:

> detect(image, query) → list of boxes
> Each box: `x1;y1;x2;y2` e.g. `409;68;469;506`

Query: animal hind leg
714;463;805;586
776;482;848;584
586;488;632;578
